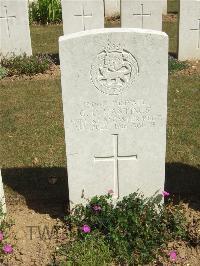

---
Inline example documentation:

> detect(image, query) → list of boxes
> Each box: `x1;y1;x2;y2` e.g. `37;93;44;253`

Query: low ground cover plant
0;54;52;77
29;0;62;24
168;55;188;73
54;191;188;265
0;204;13;263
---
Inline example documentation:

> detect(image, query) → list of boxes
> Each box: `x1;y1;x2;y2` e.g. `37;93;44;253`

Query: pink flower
3;244;13;254
92;205;101;212
108;189;114;195
162;190;170;197
81;224;91;233
0;231;3;241
169;250;177;261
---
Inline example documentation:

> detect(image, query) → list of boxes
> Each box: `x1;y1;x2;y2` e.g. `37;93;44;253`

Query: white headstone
0;0;32;59
162;0;167;15
178;0;200;61
104;0;120;17
59;28;168;205
61;0;104;35
0;170;6;214
121;0;163;31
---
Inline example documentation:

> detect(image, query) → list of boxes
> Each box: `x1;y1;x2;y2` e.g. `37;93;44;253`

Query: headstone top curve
59;28;168;43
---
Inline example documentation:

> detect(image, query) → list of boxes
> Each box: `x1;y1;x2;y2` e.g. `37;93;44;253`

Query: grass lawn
168;0;179;14
31;24;63;55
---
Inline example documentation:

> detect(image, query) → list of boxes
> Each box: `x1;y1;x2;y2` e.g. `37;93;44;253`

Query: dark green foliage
29;0;62;24
1;54;52;76
169;55;188;73
0;66;8;79
63;192;187;265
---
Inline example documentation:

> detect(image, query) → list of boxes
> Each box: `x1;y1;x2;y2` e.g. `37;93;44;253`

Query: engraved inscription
132;3;151;29
0;5;16;38
74;4;93;31
190;18;200;49
69;99;164;131
94;134;138;198
90;43;139;95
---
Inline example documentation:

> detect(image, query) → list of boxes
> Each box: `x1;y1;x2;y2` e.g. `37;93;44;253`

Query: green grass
163;19;178;55
30;19;178;56
0;78;65;168
0;73;199;170
166;74;200;166
30;24;63;55
168;0;179;14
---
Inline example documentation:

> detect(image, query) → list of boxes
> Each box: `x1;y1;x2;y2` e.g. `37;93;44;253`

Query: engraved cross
94;134;138;198
74;4;92;31
0;5;16;38
132;3;151;28
190;19;200;48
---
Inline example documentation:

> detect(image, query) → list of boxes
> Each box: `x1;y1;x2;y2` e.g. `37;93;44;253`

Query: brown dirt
171;60;200;77
3;191;199;265
1;170;68;266
163;14;177;23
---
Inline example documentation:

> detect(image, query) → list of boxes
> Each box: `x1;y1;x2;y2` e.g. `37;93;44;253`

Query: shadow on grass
1;163;200;217
1;167;69;219
165;162;200;211
48;53;60;65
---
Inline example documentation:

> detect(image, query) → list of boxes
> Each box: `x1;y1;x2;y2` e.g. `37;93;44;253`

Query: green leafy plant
169;55;188;73
57;191;187;265
1;54;52;77
0;65;8;79
29;0;62;24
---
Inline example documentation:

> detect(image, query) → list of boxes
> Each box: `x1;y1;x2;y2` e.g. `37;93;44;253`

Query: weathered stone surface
121;0;163;31
0;0;32;58
0;170;6;213
61;0;104;35
178;0;200;60
162;0;167;15
104;0;120;17
59;28;168;205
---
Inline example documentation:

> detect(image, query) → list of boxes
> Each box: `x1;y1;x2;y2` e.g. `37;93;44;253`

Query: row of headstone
0;0;199;60
104;0;168;17
62;0;164;34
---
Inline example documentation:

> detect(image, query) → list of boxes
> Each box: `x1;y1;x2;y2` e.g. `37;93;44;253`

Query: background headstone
121;0;163;31
0;0;32;59
104;0;120;17
61;0;104;35
0;170;6;213
178;0;200;60
59;28;168;205
162;0;167;15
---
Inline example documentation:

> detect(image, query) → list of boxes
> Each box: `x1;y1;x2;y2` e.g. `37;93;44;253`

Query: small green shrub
0;66;8;79
169;55;188;73
56;234;113;266
59;192;187;265
29;0;62;24
1;54;52;76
